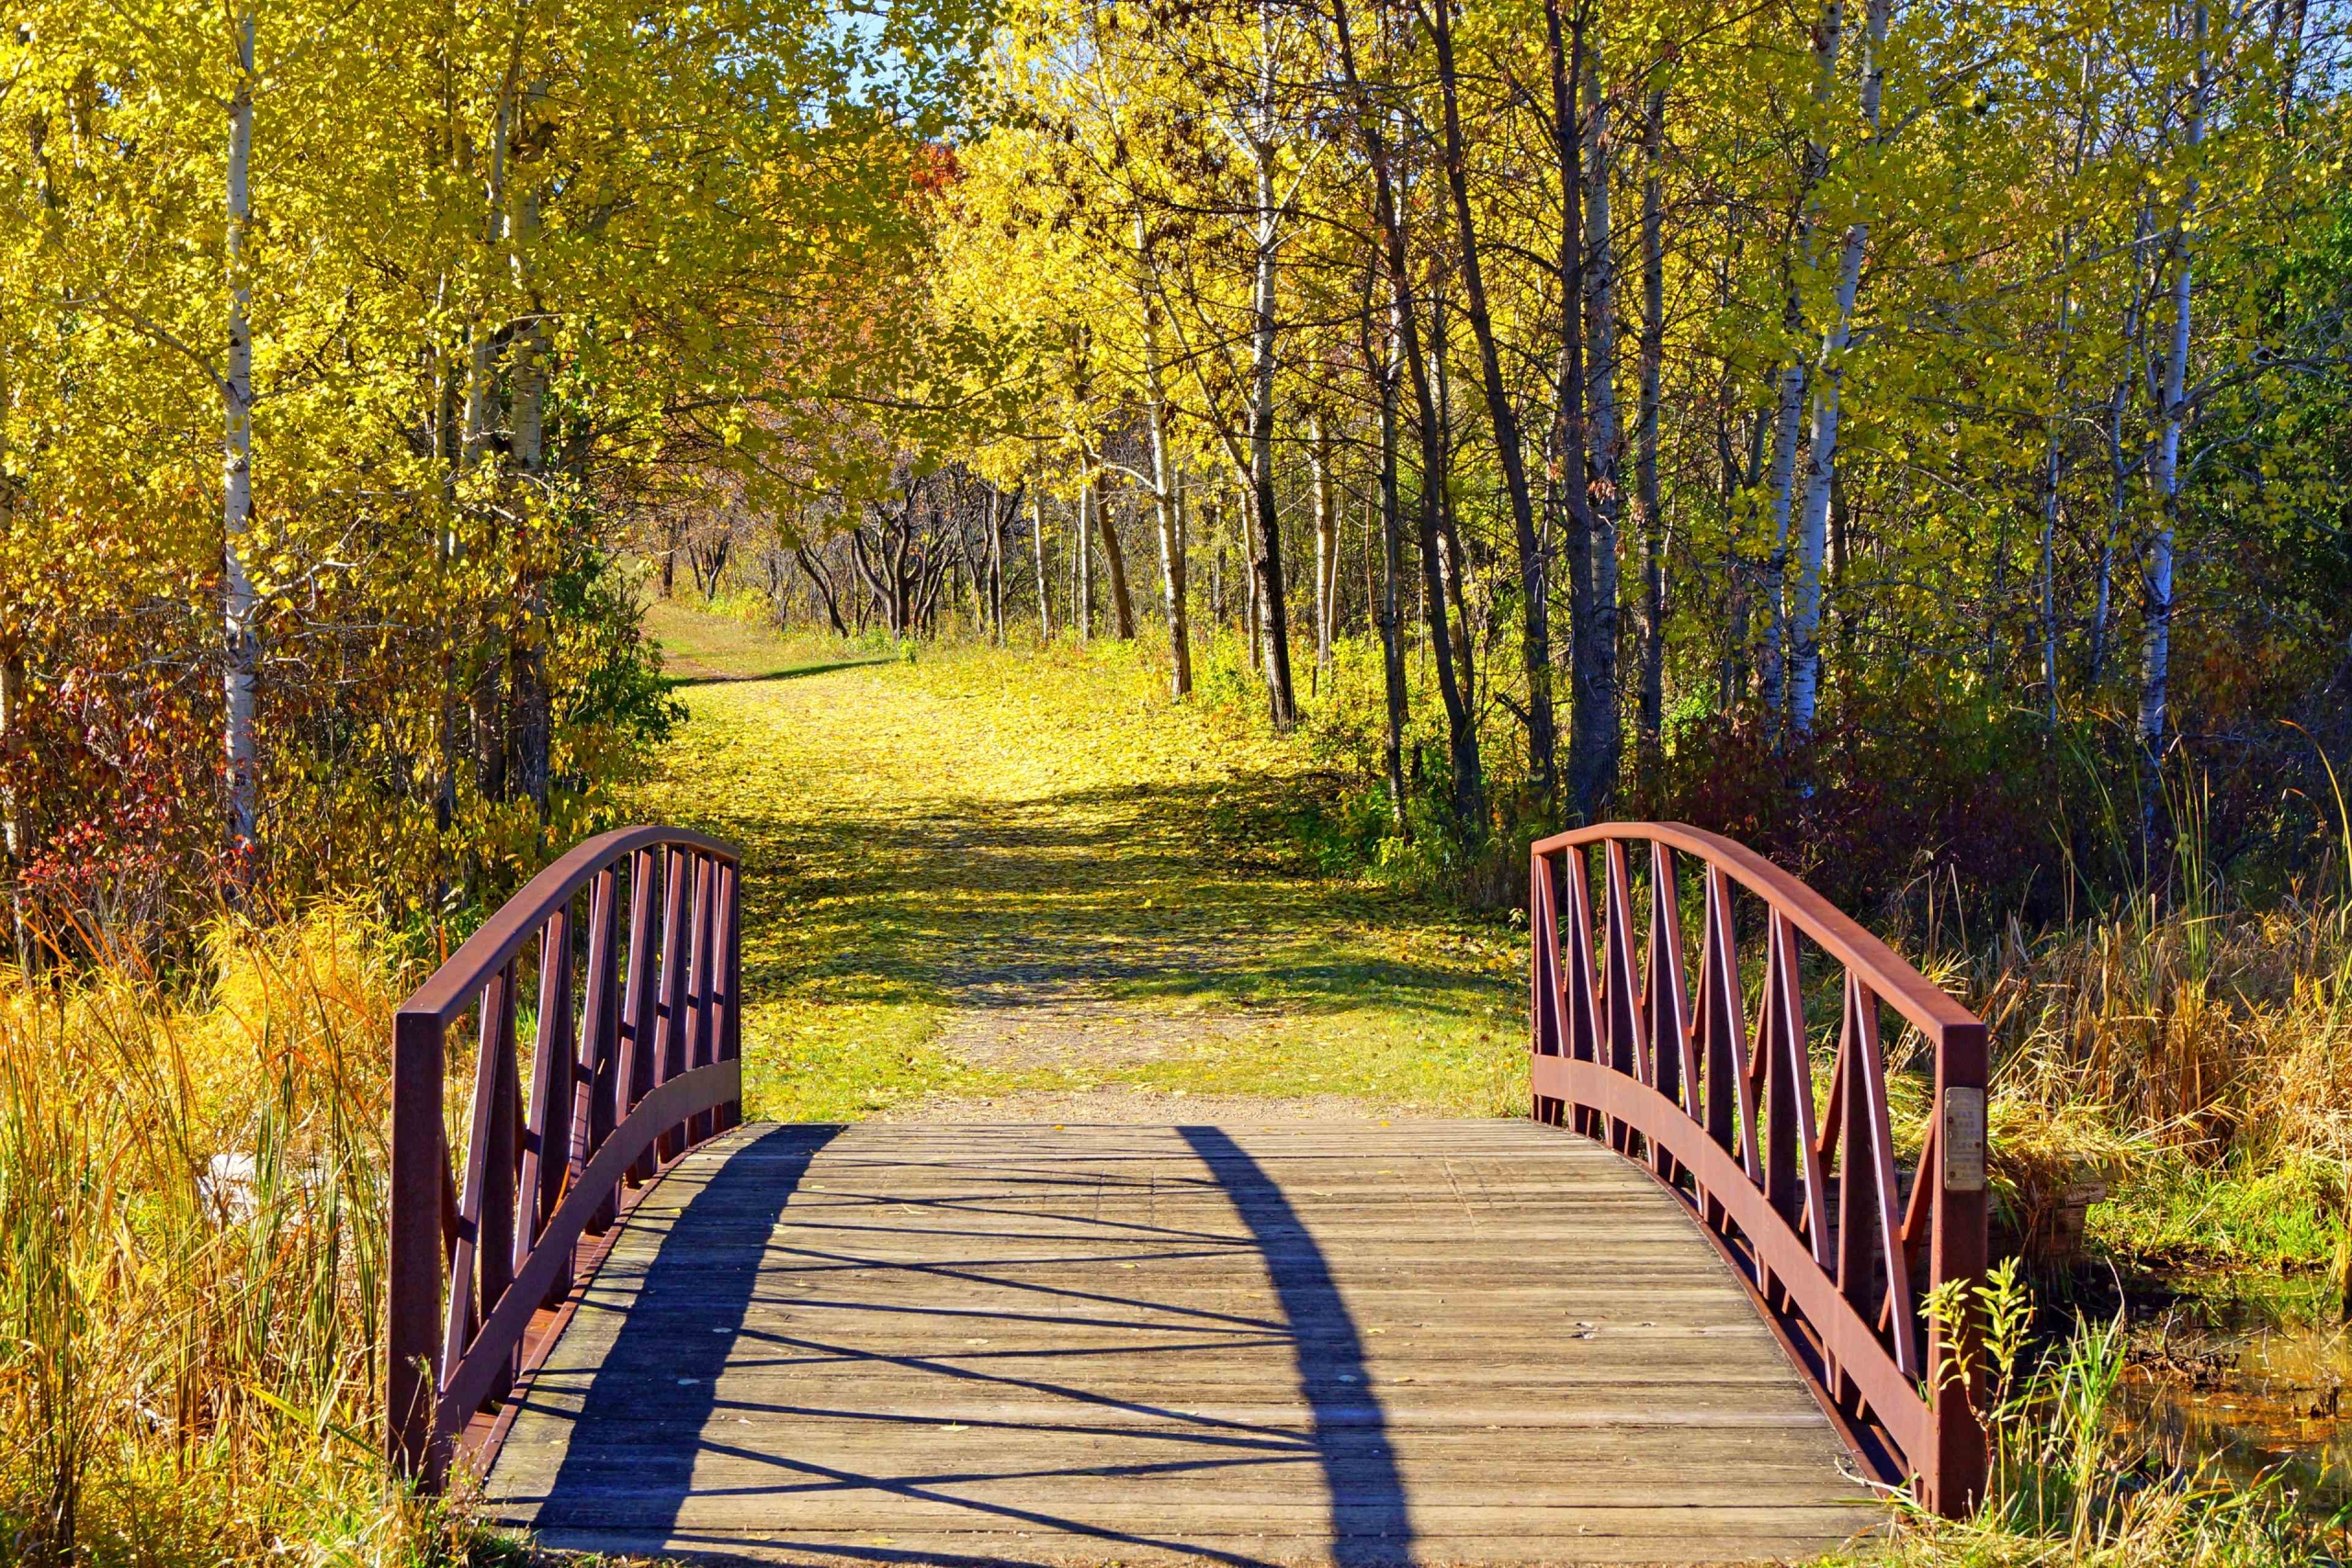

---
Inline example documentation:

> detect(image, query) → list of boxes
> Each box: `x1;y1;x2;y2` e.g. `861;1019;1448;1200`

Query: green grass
635;599;1526;1122
2087;1154;2351;1325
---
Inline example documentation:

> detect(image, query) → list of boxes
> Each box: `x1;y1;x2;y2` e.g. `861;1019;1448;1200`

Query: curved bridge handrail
399;825;741;1024
1528;821;1988;1517
386;825;745;1489
1533;823;1976;1050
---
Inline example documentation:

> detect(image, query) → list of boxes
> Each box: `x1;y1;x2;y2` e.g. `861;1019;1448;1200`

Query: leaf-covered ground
634;600;1527;1122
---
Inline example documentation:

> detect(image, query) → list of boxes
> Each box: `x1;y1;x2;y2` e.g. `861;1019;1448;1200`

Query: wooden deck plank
483;1121;1879;1565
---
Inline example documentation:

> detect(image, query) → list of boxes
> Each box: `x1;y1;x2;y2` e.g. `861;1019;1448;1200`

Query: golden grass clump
1929;886;2352;1276
0;908;461;1567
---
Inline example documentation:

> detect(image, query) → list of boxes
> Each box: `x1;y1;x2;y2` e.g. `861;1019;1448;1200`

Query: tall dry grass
1890;832;2352;1288
0;910;461;1566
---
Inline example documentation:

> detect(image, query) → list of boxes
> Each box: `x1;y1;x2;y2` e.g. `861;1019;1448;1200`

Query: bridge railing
1529;823;1987;1516
387;825;744;1489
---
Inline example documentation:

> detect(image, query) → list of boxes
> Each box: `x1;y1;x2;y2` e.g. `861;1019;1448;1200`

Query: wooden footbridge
388;824;1990;1565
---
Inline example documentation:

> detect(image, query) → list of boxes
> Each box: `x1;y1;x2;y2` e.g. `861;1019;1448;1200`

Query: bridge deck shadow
485;1121;1874;1566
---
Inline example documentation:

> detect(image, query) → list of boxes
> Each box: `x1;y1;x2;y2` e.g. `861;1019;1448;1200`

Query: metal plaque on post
1941;1087;1986;1193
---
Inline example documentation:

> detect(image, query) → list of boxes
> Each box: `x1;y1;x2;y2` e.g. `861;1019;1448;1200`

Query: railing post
1928;1019;1990;1516
717;859;742;1132
387;1009;445;1482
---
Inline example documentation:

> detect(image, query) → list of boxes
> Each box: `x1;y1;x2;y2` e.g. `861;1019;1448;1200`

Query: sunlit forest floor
637;599;1526;1124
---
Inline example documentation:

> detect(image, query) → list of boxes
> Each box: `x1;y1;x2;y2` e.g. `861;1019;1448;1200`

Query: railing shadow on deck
513;1123;1413;1568
1181;1126;1414;1568
532;1123;842;1528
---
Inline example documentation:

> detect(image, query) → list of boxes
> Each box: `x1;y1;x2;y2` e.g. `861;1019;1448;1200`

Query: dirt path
630;604;1524;1122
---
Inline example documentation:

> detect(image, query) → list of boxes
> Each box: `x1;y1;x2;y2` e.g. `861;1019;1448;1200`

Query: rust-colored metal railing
386;825;743;1489
1529;823;1988;1516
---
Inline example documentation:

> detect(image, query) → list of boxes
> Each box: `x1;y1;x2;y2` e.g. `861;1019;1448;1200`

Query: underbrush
1856;1269;2347;1566
0;913;506;1567
1950;883;2352;1301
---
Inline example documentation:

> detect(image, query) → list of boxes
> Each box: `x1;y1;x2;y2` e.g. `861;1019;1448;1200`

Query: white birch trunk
222;8;260;862
1140;270;1192;695
2096;206;2153;688
2142;0;2207;755
1787;0;1889;742
1762;0;1843;728
1310;412;1336;682
1033;490;1053;640
1076;471;1092;643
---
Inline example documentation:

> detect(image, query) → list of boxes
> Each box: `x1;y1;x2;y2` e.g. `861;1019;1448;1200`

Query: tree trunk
1330;0;1480;827
1210;495;1226;627
1094;467;1136;639
1032;491;1054;641
222;7;261;867
1374;304;1411;829
1425;291;1476;712
1430;0;1555;792
1310;411;1338;687
435;359;462;840
1148;416;1192;695
1543;0;1615;822
2039;455;2060;724
797;544;849;636
987;490;1006;645
1577;31;1623;817
1634;78;1668;795
1246;61;1298;730
508;184;550;822
2094;210;2152;690
2142;0;2206;764
1076;479;1092;642
1242;470;1263;671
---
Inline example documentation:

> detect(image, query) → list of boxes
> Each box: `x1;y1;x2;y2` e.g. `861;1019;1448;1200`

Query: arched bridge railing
1529;823;1988;1516
386;825;744;1489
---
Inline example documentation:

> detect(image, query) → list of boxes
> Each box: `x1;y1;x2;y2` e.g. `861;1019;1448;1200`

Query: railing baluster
1530;852;1559;1059
523;905;576;1305
443;975;503;1403
653;846;694;1163
1644;844;1693;1183
1849;976;1918;1378
1601;842;1645;1155
618;848;662;1183
684;853;718;1145
717;857;743;1132
574;866;622;1233
480;960;522;1405
1696;865;1760;1192
1562;847;1602;1139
